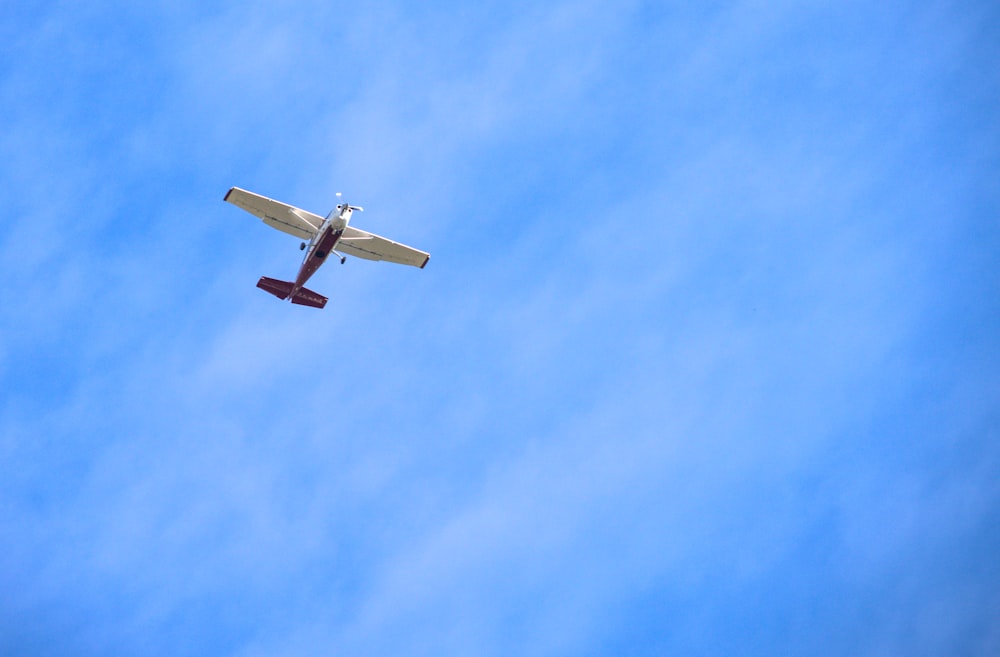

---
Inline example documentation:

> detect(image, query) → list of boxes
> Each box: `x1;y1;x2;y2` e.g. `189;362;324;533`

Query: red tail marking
256;276;294;300
255;276;327;309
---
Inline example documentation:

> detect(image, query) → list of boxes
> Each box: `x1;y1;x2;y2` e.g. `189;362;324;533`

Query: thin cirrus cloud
1;1;998;656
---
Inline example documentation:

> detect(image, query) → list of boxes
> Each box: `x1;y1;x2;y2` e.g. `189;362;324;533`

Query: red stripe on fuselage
292;225;344;295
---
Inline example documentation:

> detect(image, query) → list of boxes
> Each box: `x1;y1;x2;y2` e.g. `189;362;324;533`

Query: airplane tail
256;276;294;299
290;286;328;309
256;276;328;309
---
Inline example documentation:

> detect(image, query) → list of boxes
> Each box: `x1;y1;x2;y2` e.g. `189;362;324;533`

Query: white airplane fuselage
291;205;353;295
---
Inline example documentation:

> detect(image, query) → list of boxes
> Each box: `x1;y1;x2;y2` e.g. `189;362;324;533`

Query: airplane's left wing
338;225;430;269
224;187;323;241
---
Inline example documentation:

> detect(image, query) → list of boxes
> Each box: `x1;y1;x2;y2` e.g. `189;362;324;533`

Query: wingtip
420;255;430;269
223;187;235;202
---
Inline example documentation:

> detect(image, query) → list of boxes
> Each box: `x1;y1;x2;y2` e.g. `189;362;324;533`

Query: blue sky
1;1;998;655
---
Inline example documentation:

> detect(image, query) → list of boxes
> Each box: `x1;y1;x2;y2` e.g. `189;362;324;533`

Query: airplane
224;187;430;309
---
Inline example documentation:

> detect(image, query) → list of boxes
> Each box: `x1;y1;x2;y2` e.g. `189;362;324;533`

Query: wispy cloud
2;1;998;656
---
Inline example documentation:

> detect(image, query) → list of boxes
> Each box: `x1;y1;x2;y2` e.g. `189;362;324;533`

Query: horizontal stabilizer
257;276;294;300
290;287;327;309
256;277;328;308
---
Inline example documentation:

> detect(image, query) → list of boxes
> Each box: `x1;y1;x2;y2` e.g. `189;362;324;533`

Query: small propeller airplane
224;187;430;309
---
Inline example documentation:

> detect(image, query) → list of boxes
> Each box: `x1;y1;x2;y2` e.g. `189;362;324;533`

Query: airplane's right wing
224;187;323;241
337;225;430;268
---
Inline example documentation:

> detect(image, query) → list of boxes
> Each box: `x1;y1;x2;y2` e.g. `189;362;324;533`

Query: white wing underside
225;187;429;268
224;187;322;240
337;226;430;268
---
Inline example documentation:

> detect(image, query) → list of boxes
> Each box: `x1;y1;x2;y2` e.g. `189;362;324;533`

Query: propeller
335;192;364;212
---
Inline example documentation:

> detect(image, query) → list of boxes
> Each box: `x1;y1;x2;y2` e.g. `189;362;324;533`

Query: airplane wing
224;187;323;241
337;225;430;269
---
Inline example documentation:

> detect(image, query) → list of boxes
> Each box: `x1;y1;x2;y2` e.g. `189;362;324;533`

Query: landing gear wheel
299;242;306;251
